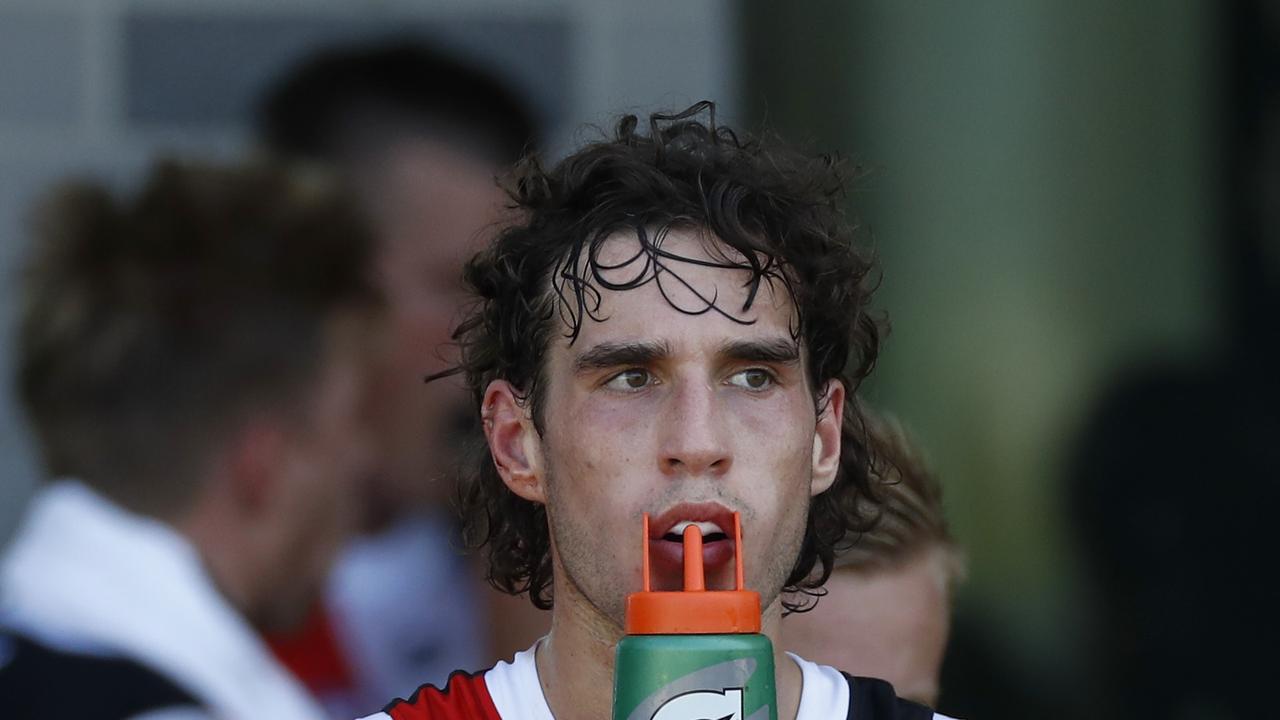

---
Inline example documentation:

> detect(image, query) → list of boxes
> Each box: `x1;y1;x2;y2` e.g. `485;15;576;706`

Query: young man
785;415;964;708
0;160;382;719
362;103;955;720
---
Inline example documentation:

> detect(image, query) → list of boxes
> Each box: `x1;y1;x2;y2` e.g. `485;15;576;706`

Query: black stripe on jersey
0;627;204;719
843;674;935;720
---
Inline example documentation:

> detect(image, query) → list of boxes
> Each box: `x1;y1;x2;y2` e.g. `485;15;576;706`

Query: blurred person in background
255;40;548;715
0;160;382;719
785;413;963;708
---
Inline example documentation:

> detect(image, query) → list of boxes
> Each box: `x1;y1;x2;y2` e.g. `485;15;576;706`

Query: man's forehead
548;227;799;354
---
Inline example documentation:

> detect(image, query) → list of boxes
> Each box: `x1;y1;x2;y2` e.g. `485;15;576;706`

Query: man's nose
659;380;732;478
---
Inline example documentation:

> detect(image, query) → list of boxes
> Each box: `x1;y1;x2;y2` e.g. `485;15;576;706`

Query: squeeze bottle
611;512;777;720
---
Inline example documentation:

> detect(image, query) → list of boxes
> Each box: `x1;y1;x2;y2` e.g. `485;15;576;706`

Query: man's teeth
667;520;725;537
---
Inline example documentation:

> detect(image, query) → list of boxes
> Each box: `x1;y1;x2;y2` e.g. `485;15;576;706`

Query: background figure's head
785;413;963;706
17;160;383;630
448;102;883;623
256;40;539;520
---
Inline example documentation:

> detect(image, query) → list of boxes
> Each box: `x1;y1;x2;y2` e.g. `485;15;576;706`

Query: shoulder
368;669;501;720
359;643;549;720
0;626;205;719
842;673;956;720
787;652;955;720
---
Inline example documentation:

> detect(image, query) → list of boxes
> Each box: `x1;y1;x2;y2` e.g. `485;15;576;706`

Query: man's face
524;229;843;626
360;140;506;513
784;548;953;706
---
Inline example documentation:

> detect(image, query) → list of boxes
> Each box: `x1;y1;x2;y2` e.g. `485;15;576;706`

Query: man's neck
535;581;619;720
535;588;803;720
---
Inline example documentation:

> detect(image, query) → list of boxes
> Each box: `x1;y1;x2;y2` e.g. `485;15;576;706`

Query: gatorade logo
624;658;769;720
650;687;744;720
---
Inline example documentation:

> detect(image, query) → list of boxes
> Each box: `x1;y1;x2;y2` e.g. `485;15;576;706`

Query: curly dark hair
441;101;883;611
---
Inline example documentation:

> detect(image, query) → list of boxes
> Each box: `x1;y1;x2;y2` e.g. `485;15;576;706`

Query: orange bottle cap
624;512;761;635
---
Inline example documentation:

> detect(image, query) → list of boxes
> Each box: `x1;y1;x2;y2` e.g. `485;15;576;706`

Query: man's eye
604;369;653;391
728;368;774;391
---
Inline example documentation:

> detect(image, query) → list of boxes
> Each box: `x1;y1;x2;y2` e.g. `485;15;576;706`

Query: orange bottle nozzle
625;511;761;635
641;513;651;592
734;511;745;591
682;525;705;591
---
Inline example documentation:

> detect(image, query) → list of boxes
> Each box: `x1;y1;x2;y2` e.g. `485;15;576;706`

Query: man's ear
810;380;845;496
483;380;546;504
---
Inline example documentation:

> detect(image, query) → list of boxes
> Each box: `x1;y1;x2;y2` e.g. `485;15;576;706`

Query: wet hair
444;102;882;611
17;160;380;518
256;39;538;167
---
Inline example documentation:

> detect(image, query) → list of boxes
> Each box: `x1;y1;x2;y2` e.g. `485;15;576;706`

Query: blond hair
833;413;965;587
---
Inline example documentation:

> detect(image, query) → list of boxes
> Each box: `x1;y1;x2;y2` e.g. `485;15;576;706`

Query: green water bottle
612;512;777;720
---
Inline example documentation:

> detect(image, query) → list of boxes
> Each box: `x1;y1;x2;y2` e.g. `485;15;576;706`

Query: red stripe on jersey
384;670;501;720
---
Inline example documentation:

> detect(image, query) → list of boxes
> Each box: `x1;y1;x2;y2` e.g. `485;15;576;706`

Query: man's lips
647;503;738;576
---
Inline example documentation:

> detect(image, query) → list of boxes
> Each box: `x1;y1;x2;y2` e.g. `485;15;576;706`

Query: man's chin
645;563;738;593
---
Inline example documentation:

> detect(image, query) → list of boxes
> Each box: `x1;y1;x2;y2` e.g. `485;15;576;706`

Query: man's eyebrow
719;338;802;365
573;341;672;373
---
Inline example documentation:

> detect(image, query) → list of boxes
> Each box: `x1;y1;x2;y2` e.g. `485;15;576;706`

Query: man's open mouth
646;504;739;579
661;520;729;544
